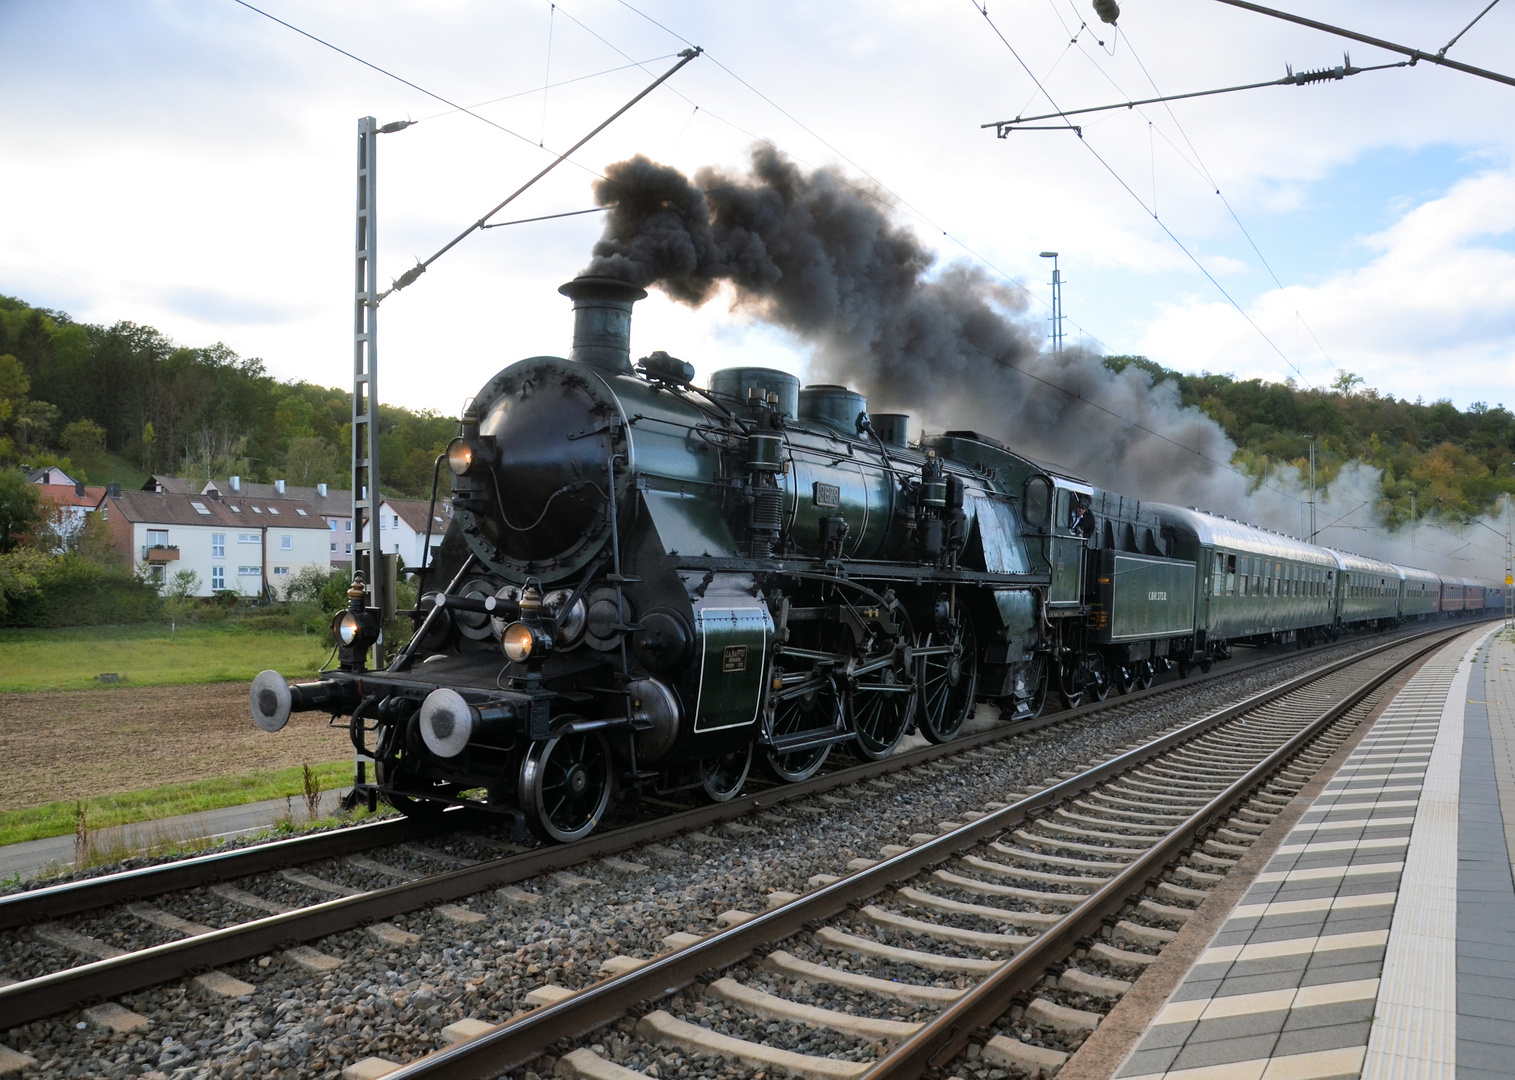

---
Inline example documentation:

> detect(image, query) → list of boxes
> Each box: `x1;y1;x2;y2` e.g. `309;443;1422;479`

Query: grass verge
0;760;351;846
0;623;332;692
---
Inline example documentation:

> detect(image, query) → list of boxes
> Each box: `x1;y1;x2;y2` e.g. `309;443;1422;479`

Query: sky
2;0;1514;422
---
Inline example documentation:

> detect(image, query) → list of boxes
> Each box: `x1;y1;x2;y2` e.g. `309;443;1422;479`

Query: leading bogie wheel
518;730;614;843
916;612;978;743
700;742;754;803
373;757;449;818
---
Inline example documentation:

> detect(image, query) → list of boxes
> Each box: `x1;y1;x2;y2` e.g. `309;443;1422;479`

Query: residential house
105;488;330;598
145;474;355;566
25;465;79;486
379;498;453;569
31;482;107;551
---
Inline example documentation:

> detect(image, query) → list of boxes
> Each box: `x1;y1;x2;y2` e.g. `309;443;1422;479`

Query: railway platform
1103;622;1515;1080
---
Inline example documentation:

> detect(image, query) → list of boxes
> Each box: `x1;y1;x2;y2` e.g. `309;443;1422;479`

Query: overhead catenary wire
971;0;1310;390
597;0;1115;352
1116;28;1346;384
408;57;681;126
378;48;703;300
1201;0;1515;90
1439;0;1503;57
228;0;617;189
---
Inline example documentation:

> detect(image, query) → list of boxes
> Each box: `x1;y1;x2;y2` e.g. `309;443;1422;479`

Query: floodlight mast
1040;252;1063;354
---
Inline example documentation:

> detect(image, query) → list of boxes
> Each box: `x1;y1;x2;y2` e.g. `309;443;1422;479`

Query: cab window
1023;477;1051;529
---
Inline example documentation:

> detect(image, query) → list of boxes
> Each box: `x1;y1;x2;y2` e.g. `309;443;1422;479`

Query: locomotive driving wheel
915;611;978;743
760;623;842;784
847;645;915;760
518;730;613;843
699;742;754;803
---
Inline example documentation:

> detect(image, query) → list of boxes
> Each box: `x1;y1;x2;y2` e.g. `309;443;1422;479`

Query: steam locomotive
250;275;1506;842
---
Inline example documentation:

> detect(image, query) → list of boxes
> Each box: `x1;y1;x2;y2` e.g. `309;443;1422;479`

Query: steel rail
368;625;1466;1080
0;623;1474;1026
0;809;484;932
857;628;1462;1080
0;620;1410;932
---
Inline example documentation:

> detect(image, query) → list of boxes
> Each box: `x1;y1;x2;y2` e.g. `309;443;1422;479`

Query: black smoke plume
583;147;1500;578
587;146;1236;505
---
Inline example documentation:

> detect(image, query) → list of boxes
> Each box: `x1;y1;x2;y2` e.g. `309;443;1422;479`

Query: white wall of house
377;505;444;569
132;522;330;598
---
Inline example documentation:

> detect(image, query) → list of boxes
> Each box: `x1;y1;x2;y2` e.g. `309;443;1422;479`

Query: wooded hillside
0;297;454;496
1;295;1510;527
1103;356;1515;527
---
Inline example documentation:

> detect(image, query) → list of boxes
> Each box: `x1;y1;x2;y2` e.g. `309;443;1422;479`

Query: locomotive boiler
249;273;1495;842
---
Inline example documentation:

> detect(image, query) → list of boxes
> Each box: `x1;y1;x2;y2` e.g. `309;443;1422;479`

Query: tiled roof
143;475;353;518
386;498;453;534
35;484;107;509
108;490;330;529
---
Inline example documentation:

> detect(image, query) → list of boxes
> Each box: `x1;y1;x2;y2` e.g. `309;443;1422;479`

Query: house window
280;535;293;550
268;507;280;515
147;529;169;548
211;566;225;590
273;566;289;575
393;514;400;528
212;533;225;558
295;508;308;516
251;506;262;514
238;566;260;577
345;520;352;532
190;500;212;516
230;505;242;513
329;520;338;531
345;542;352;554
331;541;338;552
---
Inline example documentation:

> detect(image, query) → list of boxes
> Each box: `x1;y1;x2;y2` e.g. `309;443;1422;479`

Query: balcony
143;545;180;563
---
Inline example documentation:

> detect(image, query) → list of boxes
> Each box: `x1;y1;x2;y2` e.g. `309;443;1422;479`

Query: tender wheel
1116;664;1139;695
518;731;613;843
373;756;449;818
848;651;915;760
1198;658;1213;674
1137;660;1156;691
916;612;978;743
1088;655;1111;702
1058;662;1084;710
700;742;754;803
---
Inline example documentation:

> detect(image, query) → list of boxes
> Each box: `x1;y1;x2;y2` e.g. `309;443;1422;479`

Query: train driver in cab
1069;494;1096;541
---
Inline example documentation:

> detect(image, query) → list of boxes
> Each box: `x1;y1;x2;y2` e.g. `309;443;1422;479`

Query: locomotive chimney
558;275;648;375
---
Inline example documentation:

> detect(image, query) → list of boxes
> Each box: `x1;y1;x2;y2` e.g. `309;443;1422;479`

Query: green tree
1331;370;1365;395
0;470;41;552
166;568;202;598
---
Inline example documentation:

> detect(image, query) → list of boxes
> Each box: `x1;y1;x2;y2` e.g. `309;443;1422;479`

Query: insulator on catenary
1092;0;1119;24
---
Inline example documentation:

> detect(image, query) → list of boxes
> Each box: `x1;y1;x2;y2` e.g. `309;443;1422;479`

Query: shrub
0;549;161;627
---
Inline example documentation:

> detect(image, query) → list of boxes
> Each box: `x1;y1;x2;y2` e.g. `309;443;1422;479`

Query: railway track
0;622;1432;932
351;623;1467;1080
0;622;1477;1074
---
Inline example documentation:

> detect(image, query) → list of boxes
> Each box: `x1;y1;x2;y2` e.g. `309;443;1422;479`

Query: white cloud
1138;167;1515;405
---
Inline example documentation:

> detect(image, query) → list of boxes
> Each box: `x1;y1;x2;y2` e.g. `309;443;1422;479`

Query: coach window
1226;553;1237;595
1214;551;1225;595
1239;556;1249;597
